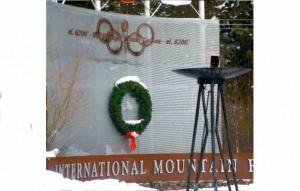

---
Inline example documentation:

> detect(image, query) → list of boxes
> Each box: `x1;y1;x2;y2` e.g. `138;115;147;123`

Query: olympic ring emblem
95;18;155;56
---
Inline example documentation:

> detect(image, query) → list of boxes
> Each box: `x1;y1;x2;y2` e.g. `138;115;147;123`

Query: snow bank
46;148;59;158
44;169;254;191
115;76;147;89
45;170;157;191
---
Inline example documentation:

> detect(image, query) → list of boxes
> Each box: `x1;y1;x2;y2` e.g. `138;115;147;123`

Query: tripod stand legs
210;82;218;190
186;84;203;191
215;84;232;191
193;88;210;190
220;84;239;191
186;83;239;191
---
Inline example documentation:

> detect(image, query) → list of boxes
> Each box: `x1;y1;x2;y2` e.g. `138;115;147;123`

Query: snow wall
46;1;220;156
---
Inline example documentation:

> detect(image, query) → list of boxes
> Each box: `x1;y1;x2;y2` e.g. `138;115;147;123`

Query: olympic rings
95;18;155;57
127;32;145;57
107;30;123;55
96;18;113;44
136;23;155;47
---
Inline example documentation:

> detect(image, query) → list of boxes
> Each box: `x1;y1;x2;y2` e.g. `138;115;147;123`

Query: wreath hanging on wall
109;76;152;152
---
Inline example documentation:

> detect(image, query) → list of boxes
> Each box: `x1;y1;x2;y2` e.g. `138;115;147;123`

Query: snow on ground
46;173;255;191
45;170;157;191
46;148;60;157
196;184;254;191
45;170;254;191
45;168;254;191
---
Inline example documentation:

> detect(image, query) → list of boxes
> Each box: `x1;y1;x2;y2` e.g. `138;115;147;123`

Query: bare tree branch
46;56;84;151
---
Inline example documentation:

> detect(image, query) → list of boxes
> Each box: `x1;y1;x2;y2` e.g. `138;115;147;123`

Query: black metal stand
173;67;251;191
186;80;238;191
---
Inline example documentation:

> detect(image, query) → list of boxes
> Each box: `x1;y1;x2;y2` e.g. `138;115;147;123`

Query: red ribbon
126;131;139;152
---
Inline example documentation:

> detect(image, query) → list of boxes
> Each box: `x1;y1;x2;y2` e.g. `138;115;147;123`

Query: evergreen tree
207;0;253;153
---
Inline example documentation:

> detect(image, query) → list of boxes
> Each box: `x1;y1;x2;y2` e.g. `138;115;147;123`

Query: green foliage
109;81;152;135
209;0;253;153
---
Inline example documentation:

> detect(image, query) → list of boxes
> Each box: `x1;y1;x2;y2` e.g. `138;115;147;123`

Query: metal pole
210;82;217;191
144;0;150;17
220;84;239;191
215;84;232;191
194;87;210;190
199;0;205;19
95;0;101;11
199;0;206;67
186;84;203;191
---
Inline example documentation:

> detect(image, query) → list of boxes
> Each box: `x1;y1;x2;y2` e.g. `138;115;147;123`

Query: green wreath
109;80;152;136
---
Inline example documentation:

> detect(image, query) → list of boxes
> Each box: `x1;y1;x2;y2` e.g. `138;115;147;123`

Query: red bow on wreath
126;131;139;152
